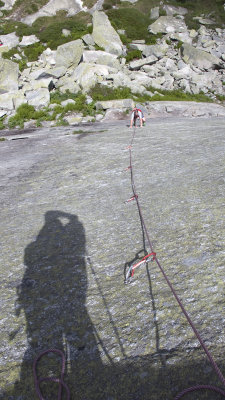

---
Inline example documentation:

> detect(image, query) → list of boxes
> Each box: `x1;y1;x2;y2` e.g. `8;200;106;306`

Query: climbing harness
33;349;70;400
125;125;225;399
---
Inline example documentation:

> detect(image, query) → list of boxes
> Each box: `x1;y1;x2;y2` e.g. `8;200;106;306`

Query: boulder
0;93;14;110
181;43;222;70
142;43;169;58
148;16;187;34
0;32;19;50
108;71;132;88
62;29;71;37
145;101;225;118
150;7;159;20
64;113;83;125
20;35;39;47
0;59;19;93
30;66;66;80
39;48;56;66
92;11;123;56
0;0;16;10
55;77;80;94
162;5;188;16
25;88;50;108
55;39;83;68
129;55;158;70
95;99;134;110
71;62;110;92
83;50;120;69
82;34;95;47
101;108;128;122
22;0;84;26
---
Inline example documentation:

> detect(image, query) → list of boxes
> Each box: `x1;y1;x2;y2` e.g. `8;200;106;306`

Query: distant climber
130;107;145;128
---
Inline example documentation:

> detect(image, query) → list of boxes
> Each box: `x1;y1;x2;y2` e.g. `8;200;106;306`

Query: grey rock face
22;0;84;26
26;88;50;108
55;39;84;68
148;16;187;34
0;59;19;93
92;11;123;55
0;32;19;49
20;35;40;47
129;55;158;70
181;43;222;70
95;98;134;110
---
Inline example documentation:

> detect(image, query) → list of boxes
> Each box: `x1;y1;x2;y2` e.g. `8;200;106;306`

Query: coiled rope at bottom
33;349;70;400
127;126;225;399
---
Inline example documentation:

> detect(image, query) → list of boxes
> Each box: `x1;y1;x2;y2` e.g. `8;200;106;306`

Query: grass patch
23;42;45;61
50;91;96;117
106;7;164;44
11;0;49;17
8;103;53;128
13;12;91;50
89;85;133;101
125;49;142;63
89;84;213;104
0;137;6;141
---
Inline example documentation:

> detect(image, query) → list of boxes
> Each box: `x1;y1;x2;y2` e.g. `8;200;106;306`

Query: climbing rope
125;125;225;399
33;349;70;400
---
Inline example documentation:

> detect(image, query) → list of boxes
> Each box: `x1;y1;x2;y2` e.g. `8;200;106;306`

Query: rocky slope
0;1;225;127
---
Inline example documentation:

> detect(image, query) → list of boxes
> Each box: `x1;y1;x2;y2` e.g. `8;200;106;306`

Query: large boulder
142;43;169;58
181;43;222;70
95;98;134;110
148;16;187;34
92;11;123;56
0;59;19;93
145;101;225;118
96;99;135;110
162;5;188;16
71;62;110;92
129;55;158;70
22;0;84;25
25;88;50;108
55;77;80;94
19;35;40;47
55;39;83;68
0;32;19;50
83;50;120;69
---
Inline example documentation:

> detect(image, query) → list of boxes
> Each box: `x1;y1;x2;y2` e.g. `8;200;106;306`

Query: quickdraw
125;252;156;284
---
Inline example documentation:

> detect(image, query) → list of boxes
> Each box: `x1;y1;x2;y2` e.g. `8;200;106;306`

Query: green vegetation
89;84;213;104
23;42;45;62
0;137;6;141
0;0;5;7
125;49;142;63
11;0;49;17
106;7;163;44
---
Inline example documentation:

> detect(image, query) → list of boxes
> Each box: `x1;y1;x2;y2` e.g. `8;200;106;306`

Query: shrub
125;49;142;63
23;42;46;62
107;7;162;43
0;0;5;6
89;85;132;101
8;103;52;128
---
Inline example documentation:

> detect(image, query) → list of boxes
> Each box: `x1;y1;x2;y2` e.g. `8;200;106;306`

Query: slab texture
0;118;225;399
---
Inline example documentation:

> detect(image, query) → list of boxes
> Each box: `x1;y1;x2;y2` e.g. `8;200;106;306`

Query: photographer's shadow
13;210;103;399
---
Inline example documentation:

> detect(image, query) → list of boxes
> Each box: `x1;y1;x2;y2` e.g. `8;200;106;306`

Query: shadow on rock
2;211;225;400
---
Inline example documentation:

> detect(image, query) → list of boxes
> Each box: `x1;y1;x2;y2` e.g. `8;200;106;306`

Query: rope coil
33;349;70;400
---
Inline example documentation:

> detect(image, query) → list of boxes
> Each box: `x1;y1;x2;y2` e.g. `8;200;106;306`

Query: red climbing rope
33;349;70;400
125;126;225;399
